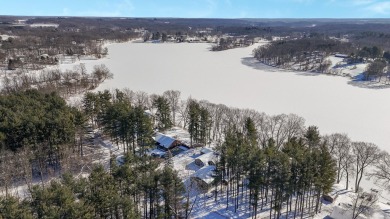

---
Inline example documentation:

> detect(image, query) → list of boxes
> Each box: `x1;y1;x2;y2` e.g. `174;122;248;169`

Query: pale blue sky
1;0;390;18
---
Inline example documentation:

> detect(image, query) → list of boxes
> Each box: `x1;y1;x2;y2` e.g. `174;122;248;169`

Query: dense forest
0;88;389;218
0;157;182;218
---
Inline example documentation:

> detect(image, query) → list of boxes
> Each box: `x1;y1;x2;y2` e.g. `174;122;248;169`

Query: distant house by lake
335;54;349;58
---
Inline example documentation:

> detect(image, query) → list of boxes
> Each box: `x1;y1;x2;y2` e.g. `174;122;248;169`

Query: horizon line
2;15;390;20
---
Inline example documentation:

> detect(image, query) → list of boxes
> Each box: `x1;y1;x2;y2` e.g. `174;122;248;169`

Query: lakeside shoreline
55;41;390;152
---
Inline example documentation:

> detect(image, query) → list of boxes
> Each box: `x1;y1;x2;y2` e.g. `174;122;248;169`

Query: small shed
190;165;216;192
155;133;180;150
323;194;338;203
40;54;50;60
195;152;218;167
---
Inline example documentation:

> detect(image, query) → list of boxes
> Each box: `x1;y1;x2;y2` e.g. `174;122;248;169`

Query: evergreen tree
153;96;173;131
305;126;320;148
0;196;32;219
30;181;93;219
188;100;200;146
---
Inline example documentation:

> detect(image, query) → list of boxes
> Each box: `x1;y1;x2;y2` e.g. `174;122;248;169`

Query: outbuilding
190;165;216;192
195;151;218;167
155;133;180;150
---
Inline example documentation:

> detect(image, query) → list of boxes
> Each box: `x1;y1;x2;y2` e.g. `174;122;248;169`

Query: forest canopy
0;90;75;151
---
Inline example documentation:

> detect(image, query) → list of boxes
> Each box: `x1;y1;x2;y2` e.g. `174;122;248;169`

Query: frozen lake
62;41;390;151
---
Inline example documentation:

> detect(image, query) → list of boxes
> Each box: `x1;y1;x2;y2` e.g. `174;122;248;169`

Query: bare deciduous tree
341;153;356;190
351;188;378;219
15;148;33;192
135;91;150;108
351;142;382;192
369;151;390;191
0;151;15;196
163;90;181;126
324;133;351;183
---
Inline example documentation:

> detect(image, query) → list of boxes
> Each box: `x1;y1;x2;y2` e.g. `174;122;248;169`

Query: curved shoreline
243;57;390;89
58;41;390;152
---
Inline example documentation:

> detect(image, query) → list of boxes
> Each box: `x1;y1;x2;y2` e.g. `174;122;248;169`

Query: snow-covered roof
335;53;349;58
149;149;166;157
195;152;218;166
200;148;212;154
155;133;177;149
163;127;191;146
330;205;365;219
192;165;216;185
144;110;153;117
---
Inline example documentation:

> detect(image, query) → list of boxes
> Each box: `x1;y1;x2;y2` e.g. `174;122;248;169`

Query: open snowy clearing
58;41;390;154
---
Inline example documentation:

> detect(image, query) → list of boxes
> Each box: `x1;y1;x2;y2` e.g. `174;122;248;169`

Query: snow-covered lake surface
61;41;390;152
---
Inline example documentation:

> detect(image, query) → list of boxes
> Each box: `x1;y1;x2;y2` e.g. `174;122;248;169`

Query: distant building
322;193;338;203
40;54;50;60
335;54;349;58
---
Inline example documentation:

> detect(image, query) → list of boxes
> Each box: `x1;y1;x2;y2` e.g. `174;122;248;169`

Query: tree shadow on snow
241;57;290;73
200;211;228;219
347;79;390;90
241;57;325;77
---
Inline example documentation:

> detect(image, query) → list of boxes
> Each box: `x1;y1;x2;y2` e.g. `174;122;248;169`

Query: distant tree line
253;37;353;72
352;45;390;81
1;63;113;97
351;31;390;52
254;37;390;82
0;17;142;71
210;34;254;51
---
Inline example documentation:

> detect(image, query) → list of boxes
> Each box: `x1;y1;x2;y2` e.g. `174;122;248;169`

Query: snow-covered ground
45;41;390;218
57;41;390;154
326;56;369;80
1;37;389;218
161;128;390;219
0;34;17;41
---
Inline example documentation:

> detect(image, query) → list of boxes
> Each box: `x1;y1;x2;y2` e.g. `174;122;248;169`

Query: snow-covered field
326;55;370;79
59;41;390;154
